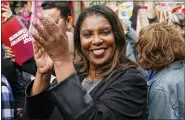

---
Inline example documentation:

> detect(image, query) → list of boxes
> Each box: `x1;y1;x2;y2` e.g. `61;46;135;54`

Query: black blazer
24;68;147;120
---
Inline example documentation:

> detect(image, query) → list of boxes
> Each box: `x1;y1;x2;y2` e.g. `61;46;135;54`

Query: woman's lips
92;49;105;56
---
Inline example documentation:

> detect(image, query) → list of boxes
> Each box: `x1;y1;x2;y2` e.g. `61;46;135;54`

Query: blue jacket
148;60;185;119
125;24;137;62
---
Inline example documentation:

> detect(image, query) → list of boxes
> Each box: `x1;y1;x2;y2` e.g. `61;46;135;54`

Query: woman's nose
92;35;103;45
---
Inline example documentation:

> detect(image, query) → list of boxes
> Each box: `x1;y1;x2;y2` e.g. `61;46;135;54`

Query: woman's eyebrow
81;26;112;33
99;26;112;30
81;29;93;33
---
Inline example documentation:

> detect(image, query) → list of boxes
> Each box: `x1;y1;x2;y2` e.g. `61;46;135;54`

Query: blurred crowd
1;1;185;120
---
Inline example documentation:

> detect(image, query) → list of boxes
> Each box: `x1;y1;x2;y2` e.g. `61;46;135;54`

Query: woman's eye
83;33;92;38
100;31;111;35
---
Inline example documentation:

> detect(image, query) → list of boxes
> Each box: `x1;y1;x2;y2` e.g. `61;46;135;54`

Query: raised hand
32;13;70;63
32;39;53;74
32;13;75;82
1;4;12;23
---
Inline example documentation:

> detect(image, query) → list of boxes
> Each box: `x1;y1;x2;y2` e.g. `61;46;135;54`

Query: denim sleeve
126;26;137;62
148;89;173;119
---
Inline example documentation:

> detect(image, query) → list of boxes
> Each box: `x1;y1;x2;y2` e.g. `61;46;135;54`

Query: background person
136;23;185;119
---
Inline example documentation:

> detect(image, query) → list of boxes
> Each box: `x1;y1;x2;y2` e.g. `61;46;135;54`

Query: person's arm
1;75;15;120
49;68;147;120
23;72;55;119
147;2;156;19
23;34;56;119
148;89;173;119
31;72;51;96
125;25;137;61
1;3;13;24
147;2;159;24
66;32;75;60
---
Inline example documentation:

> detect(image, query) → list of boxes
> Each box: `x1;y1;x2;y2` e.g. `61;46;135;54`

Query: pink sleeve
29;1;43;34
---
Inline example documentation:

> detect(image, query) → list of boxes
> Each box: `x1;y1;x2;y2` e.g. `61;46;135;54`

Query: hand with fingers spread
32;40;53;74
32;13;70;63
4;46;15;62
30;13;75;96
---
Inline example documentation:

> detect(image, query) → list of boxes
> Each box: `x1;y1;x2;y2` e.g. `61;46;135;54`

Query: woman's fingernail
32;21;36;25
37;12;42;18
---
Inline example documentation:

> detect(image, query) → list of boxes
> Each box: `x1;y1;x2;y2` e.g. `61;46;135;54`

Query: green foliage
89;1;125;7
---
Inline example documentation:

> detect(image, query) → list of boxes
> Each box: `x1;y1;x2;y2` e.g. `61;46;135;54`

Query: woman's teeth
93;49;105;55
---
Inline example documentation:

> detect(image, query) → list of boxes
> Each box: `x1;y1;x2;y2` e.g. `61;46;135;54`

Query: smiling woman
24;5;147;120
80;15;116;71
74;6;138;78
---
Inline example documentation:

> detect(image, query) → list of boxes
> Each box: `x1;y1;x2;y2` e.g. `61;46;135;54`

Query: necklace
82;77;103;93
88;70;102;81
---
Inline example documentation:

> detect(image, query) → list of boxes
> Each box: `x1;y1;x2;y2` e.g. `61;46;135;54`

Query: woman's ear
66;16;73;32
67;16;73;25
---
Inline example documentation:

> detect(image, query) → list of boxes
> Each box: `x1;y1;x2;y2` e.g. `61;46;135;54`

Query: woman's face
80;15;116;69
